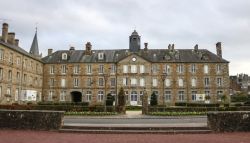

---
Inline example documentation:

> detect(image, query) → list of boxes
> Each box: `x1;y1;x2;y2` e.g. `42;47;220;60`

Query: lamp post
103;73;109;112
161;73;167;105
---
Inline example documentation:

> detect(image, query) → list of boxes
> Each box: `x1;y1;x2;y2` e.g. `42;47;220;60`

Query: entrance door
71;91;82;102
130;91;138;106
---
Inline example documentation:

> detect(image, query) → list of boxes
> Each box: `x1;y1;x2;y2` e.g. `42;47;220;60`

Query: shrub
118;87;125;107
106;93;115;106
150;92;158;106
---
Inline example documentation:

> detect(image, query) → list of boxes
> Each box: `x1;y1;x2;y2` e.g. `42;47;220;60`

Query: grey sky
1;0;250;75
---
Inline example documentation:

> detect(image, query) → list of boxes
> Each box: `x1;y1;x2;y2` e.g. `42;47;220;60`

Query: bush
126;106;142;111
106;93;115;106
175;102;220;107
150;92;158;106
231;95;248;102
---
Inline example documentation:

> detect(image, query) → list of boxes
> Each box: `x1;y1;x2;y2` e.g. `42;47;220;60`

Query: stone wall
207;111;250;132
0;110;64;130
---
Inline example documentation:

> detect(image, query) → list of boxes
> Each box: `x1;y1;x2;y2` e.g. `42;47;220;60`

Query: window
98;53;104;60
177;64;184;73
61;65;67;74
87;78;92;87
205;91;210;97
216;64;222;74
0;68;3;80
125;91;129;101
50;65;55;74
191;64;196;73
111;91;116;97
191;91;197;101
16;57;21;66
35;77;38;85
131;91;138;101
50;78;55;87
74;78;79;87
23;59;27;69
7;87;11;95
131;65;137;73
178;78;184;87
17;72;20;82
62;53;67;60
204;65;209;74
204;77;210;86
123;65;128;73
165;91;171;101
178;91;184;101
123;77;128;86
0;49;4;61
191;78;196;87
131;78;137;86
74;65;80;74
217;78;222;87
86;91;92;101
99;65;104;74
23;74;27;83
9;53;13;64
152;78;158;87
140;65;145;73
111;78;116;87
0;86;2;98
152;64;158;73
165;78;171;87
140;78;145;87
99;78;104;86
111;64;116;74
48;91;54;101
165;64;171;74
60;91;66;101
61;79;66;87
8;70;12;81
98;91;104;101
87;65;92;74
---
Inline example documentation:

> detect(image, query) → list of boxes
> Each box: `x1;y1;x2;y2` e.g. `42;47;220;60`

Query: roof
29;31;39;56
42;48;229;64
0;40;43;63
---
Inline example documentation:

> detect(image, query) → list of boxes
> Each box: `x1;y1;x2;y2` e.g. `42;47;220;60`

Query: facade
0;23;230;105
230;74;250;96
0;23;43;104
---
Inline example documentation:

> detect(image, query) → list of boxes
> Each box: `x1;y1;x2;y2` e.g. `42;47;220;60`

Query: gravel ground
0;129;250;143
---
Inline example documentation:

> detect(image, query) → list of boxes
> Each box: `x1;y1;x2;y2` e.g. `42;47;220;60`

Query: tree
106;93;114;106
150;92;158;106
118;87;126;107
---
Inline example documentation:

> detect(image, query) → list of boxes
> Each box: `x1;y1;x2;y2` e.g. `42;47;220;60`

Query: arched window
62;53;67;60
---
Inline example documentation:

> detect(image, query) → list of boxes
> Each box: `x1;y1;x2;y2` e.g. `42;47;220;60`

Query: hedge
175;102;220;107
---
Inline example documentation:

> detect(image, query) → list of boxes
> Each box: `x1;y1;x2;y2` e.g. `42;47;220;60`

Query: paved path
1;129;250;143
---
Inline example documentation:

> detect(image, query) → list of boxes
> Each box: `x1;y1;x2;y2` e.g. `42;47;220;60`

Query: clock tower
129;30;141;52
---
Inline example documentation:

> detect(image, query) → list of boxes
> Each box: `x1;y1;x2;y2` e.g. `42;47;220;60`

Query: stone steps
60;125;212;134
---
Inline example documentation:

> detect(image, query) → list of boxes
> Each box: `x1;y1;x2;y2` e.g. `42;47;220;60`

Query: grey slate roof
29;31;39;56
0;40;43;62
42;48;229;64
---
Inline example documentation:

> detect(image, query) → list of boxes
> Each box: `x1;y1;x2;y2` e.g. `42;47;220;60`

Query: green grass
148;111;206;116
65;111;118;116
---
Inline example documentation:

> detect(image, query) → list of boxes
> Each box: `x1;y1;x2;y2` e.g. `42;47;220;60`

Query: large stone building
0;23;230;105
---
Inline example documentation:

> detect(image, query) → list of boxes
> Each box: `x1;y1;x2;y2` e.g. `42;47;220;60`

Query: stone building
0;23;230;105
0;23;43;104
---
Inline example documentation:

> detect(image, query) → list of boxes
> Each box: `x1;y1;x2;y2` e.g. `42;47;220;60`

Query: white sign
196;94;205;101
21;90;37;101
130;101;138;106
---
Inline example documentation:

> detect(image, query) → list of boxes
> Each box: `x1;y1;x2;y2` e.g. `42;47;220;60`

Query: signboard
196;94;205;101
130;101;138;106
21;90;37;101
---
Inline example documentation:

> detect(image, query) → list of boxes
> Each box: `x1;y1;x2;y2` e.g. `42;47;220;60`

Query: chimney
216;42;222;58
194;44;198;52
14;39;19;47
48;49;53;56
171;44;175;50
85;42;92;55
7;32;15;45
69;46;75;51
168;44;171;50
1;23;8;42
144;42;148;51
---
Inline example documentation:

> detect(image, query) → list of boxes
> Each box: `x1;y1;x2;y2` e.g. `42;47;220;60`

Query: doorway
71;91;82;102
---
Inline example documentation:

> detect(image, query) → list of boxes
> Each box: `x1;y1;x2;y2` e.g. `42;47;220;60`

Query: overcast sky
1;0;250;75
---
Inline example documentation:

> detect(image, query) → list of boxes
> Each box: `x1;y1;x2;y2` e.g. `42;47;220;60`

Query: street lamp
161;73;167;105
103;73;109;112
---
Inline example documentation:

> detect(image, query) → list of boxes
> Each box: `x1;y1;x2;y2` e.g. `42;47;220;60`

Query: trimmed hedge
126;106;142;111
175;102;220;107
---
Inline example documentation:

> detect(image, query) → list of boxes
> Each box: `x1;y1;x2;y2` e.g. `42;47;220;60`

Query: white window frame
140;65;145;73
178;78;184;87
48;91;53;101
61;65;67;74
111;78;116;87
216;64;222;74
165;78;171;87
123;65;128;73
191;78;196;87
123;77;128;86
178;91;184;101
131;65;137;73
50;78;55;87
50;65;55;74
152;78;158;87
74;65;80;74
177;64;184;73
204;65;209;74
61;78;66;87
217;78;222;87
204;77;210;87
99;64;104;74
131;78;137;86
0;49;4;61
165;64;171;74
0;68;3;80
99;78;104;87
98;90;104;101
62;53;67;60
60;91;66;101
98;53;104;60
87;64;92;74
140;78;145;87
191;64;196;73
86;91;92;102
165;91;171;101
111;64;116;74
74;78;79;87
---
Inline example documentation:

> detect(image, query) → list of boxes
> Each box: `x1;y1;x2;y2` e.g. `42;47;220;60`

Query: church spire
29;27;39;57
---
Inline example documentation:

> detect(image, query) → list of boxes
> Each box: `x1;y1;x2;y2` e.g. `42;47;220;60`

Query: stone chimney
216;42;222;58
171;44;175;51
7;32;15;45
168;44;171;50
194;44;198;52
1;23;8;42
14;39;19;47
144;42;148;51
85;42;92;55
48;49;53;56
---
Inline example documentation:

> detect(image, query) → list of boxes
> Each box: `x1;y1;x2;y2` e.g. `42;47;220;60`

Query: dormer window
62;53;67;60
98;52;104;60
